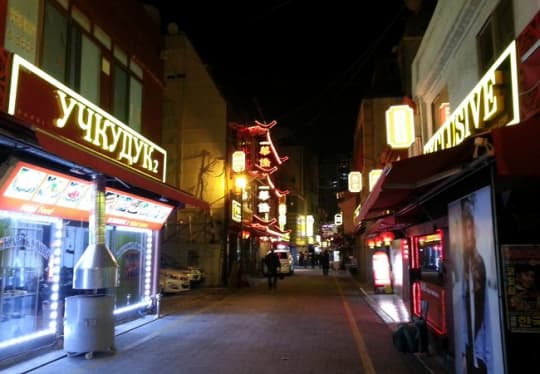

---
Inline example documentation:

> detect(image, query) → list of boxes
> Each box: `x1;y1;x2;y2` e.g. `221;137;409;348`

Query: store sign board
0;161;173;230
7;55;167;182
231;199;242;223
424;41;519;154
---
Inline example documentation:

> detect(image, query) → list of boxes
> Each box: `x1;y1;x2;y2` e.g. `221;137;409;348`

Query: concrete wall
161;30;228;286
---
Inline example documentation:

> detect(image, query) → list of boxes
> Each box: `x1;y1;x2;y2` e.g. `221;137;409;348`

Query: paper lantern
381;231;395;245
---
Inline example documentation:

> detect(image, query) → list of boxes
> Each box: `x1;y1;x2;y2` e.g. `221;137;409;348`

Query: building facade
0;0;208;362
356;1;540;372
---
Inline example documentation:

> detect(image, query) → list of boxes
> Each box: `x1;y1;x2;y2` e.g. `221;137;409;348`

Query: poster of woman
448;186;504;374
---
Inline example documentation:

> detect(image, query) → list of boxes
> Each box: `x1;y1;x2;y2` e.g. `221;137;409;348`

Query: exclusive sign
7;54;167;182
424;41;519;154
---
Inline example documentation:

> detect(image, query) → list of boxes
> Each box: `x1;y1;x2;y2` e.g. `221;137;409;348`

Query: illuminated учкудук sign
7;54;166;181
423;41;519;154
55;91;158;174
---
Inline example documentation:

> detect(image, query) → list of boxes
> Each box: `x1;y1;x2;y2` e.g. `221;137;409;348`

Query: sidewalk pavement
3;269;449;374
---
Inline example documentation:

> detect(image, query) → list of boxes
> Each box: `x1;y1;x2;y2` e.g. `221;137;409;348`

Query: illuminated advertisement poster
0;161;173;230
372;250;392;294
502;244;540;332
448;186;504;374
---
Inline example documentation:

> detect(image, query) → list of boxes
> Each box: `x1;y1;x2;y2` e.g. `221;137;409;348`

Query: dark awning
492;116;540;177
357;136;477;222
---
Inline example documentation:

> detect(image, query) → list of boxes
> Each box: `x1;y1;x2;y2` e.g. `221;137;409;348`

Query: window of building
113;64;129;123
431;86;449;131
476;0;514;73
4;0;40;63
41;2;68;83
112;45;142;130
42;1;101;105
129;77;143;132
41;1;142;132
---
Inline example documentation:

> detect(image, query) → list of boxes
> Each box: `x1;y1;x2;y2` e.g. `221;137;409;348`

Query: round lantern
381;231;395;245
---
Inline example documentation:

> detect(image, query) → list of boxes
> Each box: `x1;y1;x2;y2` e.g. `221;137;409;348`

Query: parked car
159;269;190;294
161;266;200;285
187;266;205;283
262;248;294;276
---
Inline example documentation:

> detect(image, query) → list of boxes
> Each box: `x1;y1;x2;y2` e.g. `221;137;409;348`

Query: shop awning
365;216;409;236
358;136;478;222
35;131;210;211
492;116;540;177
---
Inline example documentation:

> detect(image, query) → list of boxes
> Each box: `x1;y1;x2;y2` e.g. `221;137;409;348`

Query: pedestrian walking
321;249;330;276
264;249;281;289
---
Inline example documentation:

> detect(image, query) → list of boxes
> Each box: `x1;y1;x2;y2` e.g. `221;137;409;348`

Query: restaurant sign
7;54;167;181
424;41;519;154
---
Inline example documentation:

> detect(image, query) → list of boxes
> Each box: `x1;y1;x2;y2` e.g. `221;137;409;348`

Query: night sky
143;1;410;157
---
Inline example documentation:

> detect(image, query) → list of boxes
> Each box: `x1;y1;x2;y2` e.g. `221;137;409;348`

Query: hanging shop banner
501;244;540;333
0;160;173;230
448;186;504;374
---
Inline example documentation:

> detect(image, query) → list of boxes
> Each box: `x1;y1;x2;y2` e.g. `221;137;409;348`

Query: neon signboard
8;54;167;181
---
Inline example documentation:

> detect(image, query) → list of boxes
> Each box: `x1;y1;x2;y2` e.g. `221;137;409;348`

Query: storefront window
107;227;151;309
63;224;151;310
417;233;443;273
0;212;61;348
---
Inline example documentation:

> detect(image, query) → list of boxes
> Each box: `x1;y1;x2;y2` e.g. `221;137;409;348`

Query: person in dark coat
320;249;330;276
265;249;281;289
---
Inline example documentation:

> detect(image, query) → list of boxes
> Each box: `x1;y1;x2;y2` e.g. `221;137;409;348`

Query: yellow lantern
385;105;415;149
348;171;362;193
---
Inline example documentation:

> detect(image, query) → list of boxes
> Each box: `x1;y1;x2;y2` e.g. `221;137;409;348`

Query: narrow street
5;268;438;374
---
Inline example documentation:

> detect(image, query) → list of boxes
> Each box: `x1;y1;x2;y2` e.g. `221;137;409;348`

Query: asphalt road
8;268;433;374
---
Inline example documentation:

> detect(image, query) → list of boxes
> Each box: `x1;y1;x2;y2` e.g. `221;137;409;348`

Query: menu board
0;161;173;229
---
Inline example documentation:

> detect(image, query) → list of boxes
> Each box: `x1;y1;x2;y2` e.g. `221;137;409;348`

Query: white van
262;247;294;276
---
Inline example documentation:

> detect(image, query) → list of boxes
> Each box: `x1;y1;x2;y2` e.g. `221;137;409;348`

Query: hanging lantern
348;171;362;193
240;230;251;240
232;151;246;172
374;236;383;247
381;231;395;245
367;238;375;249
385;105;415;149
